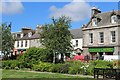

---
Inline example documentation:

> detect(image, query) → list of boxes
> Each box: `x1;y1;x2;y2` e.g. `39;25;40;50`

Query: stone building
82;7;120;60
12;25;83;55
12;25;43;55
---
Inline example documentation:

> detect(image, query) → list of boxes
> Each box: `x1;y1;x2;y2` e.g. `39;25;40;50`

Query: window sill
98;43;104;45
89;43;93;45
110;42;116;44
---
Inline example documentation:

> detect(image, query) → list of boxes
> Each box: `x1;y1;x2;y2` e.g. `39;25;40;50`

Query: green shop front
88;47;114;60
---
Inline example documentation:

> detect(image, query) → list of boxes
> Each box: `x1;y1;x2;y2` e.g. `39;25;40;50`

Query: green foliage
67;61;84;74
40;16;73;63
2;59;115;76
32;61;53;72
1;23;15;59
19;47;53;68
50;63;70;73
2;60;19;69
94;60;113;68
87;60;113;75
118;60;120;68
50;61;84;74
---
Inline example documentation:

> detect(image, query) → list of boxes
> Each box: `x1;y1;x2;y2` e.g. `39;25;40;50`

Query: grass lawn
1;69;95;80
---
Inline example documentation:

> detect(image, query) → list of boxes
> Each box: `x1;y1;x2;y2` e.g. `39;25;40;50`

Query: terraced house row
12;7;120;60
12;25;83;56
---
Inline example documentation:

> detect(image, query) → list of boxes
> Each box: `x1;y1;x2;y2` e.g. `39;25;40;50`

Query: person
84;54;90;62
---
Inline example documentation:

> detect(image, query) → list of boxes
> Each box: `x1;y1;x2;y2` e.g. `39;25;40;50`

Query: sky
1;0;119;32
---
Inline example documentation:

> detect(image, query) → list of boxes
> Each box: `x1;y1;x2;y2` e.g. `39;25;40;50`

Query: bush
50;63;70;73
32;61;53;72
87;60;113;75
2;60;20;69
19;47;53;68
67;61;84;74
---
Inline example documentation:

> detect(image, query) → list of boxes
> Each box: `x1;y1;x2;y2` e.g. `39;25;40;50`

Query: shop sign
89;47;114;52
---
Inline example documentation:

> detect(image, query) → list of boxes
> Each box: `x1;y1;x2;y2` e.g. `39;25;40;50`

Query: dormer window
111;15;117;23
28;32;32;37
21;33;23;38
92;18;97;26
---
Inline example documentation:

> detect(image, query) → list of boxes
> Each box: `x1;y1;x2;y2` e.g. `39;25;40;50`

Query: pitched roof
14;28;83;40
70;28;83;39
86;10;120;28
31;33;40;39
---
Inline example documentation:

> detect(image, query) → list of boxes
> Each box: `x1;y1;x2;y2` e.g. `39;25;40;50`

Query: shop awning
89;47;114;52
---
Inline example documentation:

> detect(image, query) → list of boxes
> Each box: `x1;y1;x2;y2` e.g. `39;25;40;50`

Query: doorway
99;52;103;60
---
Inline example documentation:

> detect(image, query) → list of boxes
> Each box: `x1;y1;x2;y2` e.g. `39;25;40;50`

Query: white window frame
99;32;104;44
92;18;97;26
111;31;116;43
111;15;117;23
75;40;78;47
21;41;23;47
21;33;23;38
28;32;32;37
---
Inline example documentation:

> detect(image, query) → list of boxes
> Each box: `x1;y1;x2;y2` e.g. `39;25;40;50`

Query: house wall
71;38;83;50
83;26;119;55
30;39;42;48
83;26;118;47
14;40;30;49
118;25;120;56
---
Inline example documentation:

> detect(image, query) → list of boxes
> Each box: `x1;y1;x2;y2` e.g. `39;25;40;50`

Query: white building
12;26;43;55
12;25;83;55
70;29;83;55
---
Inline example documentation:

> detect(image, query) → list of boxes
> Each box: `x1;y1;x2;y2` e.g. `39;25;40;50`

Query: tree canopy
1;23;14;59
40;16;73;63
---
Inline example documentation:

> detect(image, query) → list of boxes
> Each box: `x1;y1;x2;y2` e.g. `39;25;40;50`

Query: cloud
0;0;24;14
49;0;91;22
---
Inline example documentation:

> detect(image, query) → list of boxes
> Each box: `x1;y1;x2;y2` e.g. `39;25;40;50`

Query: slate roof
86;10;120;28
31;33;40;39
14;28;83;40
70;28;83;39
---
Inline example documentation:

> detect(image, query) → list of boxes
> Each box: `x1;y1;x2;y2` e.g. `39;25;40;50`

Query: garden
1;47;119;79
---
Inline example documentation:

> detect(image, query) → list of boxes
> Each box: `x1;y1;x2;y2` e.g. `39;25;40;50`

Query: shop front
13;49;26;55
88;47;114;60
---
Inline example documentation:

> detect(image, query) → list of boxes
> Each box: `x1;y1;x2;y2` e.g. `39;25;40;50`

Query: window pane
99;32;104;43
89;33;93;43
25;40;27;47
17;41;19;47
111;31;116;42
21;41;23;47
75;40;78;47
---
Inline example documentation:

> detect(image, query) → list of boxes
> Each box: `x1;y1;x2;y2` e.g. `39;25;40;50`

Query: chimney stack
91;6;101;16
36;24;42;33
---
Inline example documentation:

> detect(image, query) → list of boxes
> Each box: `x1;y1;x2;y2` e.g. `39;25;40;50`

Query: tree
40;16;73;63
1;23;14;60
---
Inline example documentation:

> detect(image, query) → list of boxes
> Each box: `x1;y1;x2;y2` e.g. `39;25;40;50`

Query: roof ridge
97;10;120;15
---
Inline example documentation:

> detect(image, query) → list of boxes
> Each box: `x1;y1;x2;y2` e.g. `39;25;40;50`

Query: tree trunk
53;52;56;64
61;53;64;63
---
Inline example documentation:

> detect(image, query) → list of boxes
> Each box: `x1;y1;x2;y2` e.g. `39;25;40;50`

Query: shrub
2;60;20;69
87;60;113;75
68;65;82;74
50;63;70;73
32;61;53;72
94;60;113;68
19;47;53;68
67;60;84;74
